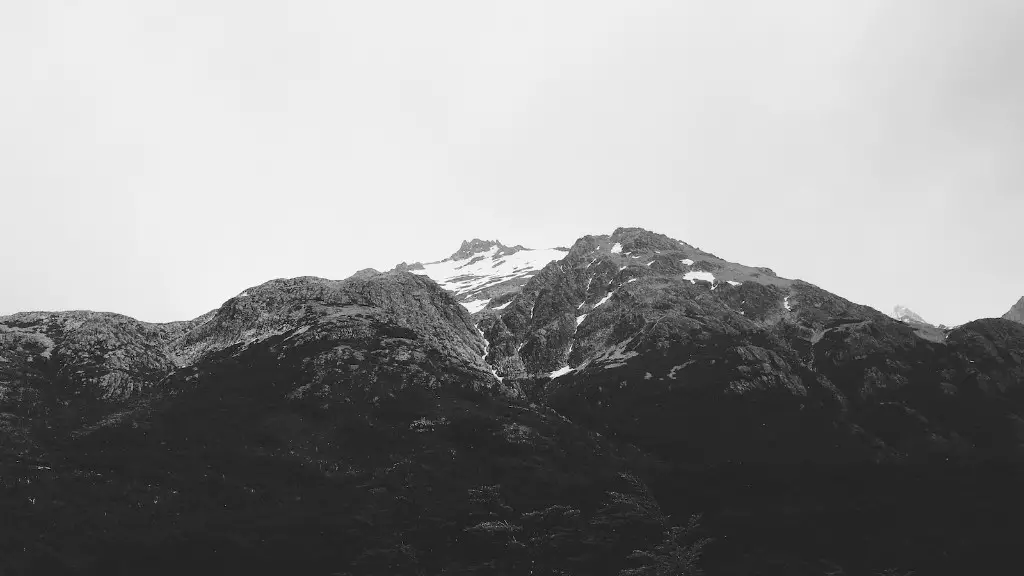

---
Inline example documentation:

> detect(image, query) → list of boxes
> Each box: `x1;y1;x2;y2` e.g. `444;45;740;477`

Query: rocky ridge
0;272;512;450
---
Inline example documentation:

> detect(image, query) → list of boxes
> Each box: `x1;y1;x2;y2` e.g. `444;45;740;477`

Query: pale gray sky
2;0;1022;326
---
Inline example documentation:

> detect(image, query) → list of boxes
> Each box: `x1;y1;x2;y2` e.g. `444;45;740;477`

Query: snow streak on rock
547;365;573;379
594;292;614;309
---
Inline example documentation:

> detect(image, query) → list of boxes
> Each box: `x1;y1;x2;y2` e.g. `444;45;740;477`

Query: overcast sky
2;0;1022;326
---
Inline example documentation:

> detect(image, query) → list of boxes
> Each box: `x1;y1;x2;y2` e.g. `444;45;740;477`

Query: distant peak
450;239;502;260
449;239;526;261
394;261;425;273
1004;296;1024;324
348;268;382;280
892;305;930;325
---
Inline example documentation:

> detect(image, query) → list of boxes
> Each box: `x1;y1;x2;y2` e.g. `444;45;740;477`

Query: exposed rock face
1004;296;1024;325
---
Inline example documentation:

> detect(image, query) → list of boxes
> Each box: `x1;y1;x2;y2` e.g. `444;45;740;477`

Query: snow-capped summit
395;239;568;314
891;305;930;325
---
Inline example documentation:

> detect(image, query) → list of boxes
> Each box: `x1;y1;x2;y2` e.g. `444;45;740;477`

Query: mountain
473;228;1024;463
1005;296;1024;325
2;226;1024;575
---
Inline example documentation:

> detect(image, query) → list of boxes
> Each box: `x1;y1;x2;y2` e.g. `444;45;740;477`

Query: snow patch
581;340;640;371
683;270;715;285
547;365;573;379
680;259;694;266
594;292;614;308
492;300;513;311
784;296;792;311
667;360;694;380
462;299;491;314
610;243;623;254
727;281;741;286
576;314;587;327
412;247;568;299
626;278;637;283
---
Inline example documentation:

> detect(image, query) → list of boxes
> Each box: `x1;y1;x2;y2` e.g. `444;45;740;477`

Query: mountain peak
1004;296;1024;325
449;238;525;261
347;267;381;280
892;304;930;325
